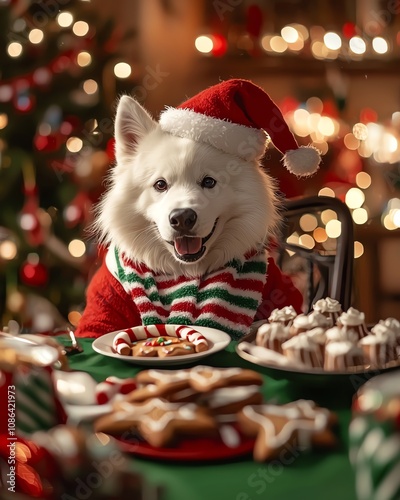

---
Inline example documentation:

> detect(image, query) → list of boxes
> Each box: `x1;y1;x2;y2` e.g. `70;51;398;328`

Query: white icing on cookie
242;400;330;451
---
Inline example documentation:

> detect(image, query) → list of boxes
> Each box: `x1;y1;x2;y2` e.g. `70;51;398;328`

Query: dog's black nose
169;208;197;230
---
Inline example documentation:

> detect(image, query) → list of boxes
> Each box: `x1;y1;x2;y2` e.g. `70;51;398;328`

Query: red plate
117;425;255;462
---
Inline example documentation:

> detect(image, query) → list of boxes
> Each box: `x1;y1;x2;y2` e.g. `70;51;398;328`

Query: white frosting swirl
292;312;331;330
306;327;326;345
268;306;297;323
338;307;365;327
370;324;397;343
282;333;318;351
292;314;311;329
308;311;332;328
313;297;342;313
325;340;363;357
325;326;359;344
378;318;400;336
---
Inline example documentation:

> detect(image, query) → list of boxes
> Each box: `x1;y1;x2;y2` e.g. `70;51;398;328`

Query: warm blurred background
0;0;399;332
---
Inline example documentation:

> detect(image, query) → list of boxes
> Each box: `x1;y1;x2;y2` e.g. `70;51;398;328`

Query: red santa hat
159;79;321;177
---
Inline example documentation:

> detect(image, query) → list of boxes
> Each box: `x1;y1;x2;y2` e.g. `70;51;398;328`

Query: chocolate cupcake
268;305;297;327
255;323;291;354
324;341;365;371
337;307;369;340
325;326;359;345
313;297;342;325
359;331;398;368
290;311;331;337
305;327;326;358
281;334;324;369
375;318;400;346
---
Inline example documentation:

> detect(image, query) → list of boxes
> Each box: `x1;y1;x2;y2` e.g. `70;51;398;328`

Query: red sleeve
75;261;141;338
255;257;303;321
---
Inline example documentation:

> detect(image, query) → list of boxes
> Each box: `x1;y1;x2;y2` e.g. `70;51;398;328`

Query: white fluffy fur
283;145;321;177
159;107;267;161
94;96;279;278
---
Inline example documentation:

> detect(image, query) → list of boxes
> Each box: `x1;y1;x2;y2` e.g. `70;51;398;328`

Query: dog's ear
114;95;157;162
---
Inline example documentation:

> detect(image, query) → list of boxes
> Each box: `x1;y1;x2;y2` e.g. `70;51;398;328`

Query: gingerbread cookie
130;336;196;358
125;366;264;424
126;370;192;403
188;366;263;392
135;366;262;392
113;325;209;356
237;399;337;462
203;385;263;417
94;398;217;447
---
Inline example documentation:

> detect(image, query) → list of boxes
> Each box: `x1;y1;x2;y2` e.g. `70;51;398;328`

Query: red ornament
20;259;49;287
34;133;59;152
14;92;35;113
20;188;44;246
360;107;378;124
63;191;92;227
342;22;357;39
211;33;228;57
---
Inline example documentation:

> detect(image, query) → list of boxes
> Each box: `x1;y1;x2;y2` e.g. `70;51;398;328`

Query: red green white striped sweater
111;246;267;339
75;246;303;339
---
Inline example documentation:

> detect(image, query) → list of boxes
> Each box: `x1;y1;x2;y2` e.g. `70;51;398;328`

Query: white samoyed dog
94;96;279;277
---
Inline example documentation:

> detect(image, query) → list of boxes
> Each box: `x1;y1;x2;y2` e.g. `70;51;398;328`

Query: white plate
92;325;231;366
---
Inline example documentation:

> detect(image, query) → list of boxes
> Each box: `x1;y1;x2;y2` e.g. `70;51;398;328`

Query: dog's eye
201;176;217;189
154;179;168;192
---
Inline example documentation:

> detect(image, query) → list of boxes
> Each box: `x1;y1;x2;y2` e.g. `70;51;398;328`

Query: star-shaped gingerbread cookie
94;398;217;447
237;399;337;462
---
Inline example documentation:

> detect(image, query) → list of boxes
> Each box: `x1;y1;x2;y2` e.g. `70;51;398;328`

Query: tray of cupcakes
236;298;400;383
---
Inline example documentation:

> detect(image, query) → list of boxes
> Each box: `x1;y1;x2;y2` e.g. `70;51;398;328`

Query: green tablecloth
67;338;358;500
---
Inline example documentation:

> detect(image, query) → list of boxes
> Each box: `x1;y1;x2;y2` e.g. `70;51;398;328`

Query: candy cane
175;326;209;352
112;325;208;354
95;376;137;405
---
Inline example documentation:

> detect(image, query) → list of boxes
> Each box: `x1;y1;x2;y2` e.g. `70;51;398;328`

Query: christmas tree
0;0;133;331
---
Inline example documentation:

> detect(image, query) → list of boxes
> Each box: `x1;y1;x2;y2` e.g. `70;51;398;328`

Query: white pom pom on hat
159;78;321;177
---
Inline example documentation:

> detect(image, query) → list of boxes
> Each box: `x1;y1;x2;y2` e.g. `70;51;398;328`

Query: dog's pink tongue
174;237;202;256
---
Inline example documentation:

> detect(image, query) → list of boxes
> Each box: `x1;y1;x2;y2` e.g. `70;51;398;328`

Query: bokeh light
76;51;92;67
325;219;342;238
68;239;86;257
318;187;335;197
57;12;74;28
29;29;44;44
114;62;131;79
73;21;89;37
324;32;342;50
299;214;318;232
354;241;364;258
195;36;213;53
345;188;365;209
356;172;372;189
